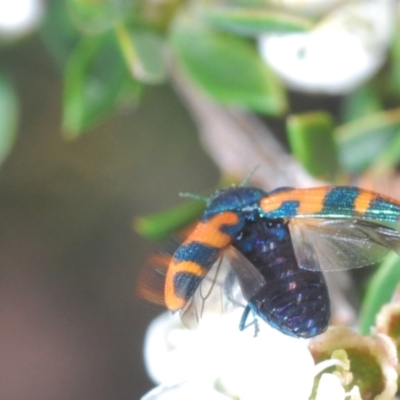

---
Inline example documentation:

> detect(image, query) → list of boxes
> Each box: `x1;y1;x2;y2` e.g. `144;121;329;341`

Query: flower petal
218;326;315;400
258;0;396;94
315;373;346;400
141;382;231;400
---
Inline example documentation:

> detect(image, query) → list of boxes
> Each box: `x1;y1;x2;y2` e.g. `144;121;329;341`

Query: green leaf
134;200;206;240
373;127;400;171
359;253;400;335
62;32;142;138
67;0;136;34
341;84;382;123
169;14;287;116
287;112;338;180
0;74;18;165
387;24;400;98
202;7;314;36
335;107;400;173
40;0;81;66
115;23;167;84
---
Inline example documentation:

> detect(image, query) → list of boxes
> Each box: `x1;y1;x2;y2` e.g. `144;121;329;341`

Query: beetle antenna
179;192;208;202
240;165;260;187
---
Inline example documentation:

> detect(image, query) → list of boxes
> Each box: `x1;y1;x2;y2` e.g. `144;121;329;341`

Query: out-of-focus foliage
170;13;287;115
287;112;338;180
336;106;400;174
0;74;18;166
2;0;394;178
1;0;398;173
39;0;310;138
62;31;142;138
202;7;314;36
359;253;400;336
134;199;205;241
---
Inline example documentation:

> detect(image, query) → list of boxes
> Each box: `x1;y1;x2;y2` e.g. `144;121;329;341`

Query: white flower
312;354;362;400
144;312;225;385
0;0;44;38
314;370;362;400
143;310;315;399
315;373;346;400
142;314;399;399
258;0;397;94
141;381;231;400
217;327;314;400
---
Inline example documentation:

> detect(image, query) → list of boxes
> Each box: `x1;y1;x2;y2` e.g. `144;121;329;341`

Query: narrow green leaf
359;253;400;335
202;7;314;36
134;200;206;240
335;107;400;173
67;0;136;34
373;128;400;171
115;23;167;84
170;14;287;116
287;112;338;180
336;107;400;141
62;32;142;138
341;85;382;123
0;74;18;165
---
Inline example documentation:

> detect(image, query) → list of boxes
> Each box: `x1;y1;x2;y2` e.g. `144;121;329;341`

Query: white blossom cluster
141;310;397;400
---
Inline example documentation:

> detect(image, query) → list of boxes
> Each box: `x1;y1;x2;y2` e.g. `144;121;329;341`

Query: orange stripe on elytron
182;211;240;249
353;190;377;216
261;187;331;216
165;260;206;311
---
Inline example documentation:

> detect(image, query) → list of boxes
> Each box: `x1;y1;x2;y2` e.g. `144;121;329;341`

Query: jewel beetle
164;185;400;338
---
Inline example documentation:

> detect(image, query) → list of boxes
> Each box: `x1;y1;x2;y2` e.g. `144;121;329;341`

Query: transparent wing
180;246;265;329
289;218;400;272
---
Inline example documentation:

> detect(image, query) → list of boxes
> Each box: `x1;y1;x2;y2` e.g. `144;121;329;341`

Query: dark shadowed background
0;37;217;399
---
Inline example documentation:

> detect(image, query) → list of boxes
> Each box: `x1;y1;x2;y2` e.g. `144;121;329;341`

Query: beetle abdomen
233;218;330;338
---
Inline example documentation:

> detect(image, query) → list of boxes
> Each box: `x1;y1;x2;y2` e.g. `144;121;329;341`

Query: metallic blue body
202;186;266;232
202;186;330;338
232;218;330;338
